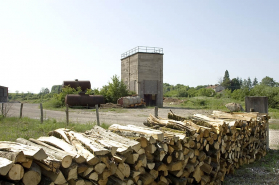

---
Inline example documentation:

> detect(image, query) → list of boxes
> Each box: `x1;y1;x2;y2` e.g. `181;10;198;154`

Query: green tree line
220;70;279;108
164;70;279;109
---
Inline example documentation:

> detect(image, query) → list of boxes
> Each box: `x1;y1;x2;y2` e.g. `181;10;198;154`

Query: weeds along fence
0;103;100;126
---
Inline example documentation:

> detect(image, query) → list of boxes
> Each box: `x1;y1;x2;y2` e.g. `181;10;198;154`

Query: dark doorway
144;94;157;106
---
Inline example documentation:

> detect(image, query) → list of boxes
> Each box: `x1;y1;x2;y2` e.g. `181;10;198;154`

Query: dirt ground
7;103;210;126
6;103;279;149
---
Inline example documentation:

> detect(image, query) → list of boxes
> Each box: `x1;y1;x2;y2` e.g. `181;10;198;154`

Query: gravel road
6;103;279;149
7;103;210;126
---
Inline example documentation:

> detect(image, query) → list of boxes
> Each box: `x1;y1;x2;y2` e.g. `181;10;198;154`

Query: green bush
197;88;216;97
97;75;129;103
48;85;81;108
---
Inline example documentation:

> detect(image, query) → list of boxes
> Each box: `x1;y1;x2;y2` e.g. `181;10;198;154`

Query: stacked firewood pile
0;110;268;185
0;127;143;185
142;110;269;184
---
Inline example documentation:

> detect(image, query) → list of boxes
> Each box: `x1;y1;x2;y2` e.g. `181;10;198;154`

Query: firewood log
16;138;72;169
0;151;27;163
94;163;106;174
22;163;41;185
0;157;13;176
139;173;155;185
21;158;33;169
0;141;47;161
48;128;71;144
67;133;100;165
109;124;164;142
118;163;130;178
41;168;67;184
6;164;24;181
90;126;141;153
68;178;86;185
107;176;126;185
61;163;78;181
68;131;110;156
37;136;86;164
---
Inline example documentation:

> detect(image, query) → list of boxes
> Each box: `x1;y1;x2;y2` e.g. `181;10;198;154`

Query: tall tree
252;77;258;87
261;76;276;87
242;79;248;89
100;75;129;103
241;77;252;90
44;88;50;94
230;78;241;91
221;70;231;89
247;77;252;89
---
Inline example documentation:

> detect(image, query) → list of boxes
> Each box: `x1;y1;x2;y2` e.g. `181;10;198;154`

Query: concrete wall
0;86;8;102
121;54;139;93
138;53;163;107
245;96;268;113
121;52;163;107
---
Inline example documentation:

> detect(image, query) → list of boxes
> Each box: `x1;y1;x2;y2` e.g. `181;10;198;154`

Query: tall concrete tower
121;46;163;107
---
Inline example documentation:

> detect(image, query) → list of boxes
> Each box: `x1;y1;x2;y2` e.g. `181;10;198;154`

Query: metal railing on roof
121;46;163;59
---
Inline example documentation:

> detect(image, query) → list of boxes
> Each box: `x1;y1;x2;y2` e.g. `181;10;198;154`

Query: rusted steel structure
66;94;105;107
63;80;105;107
63;80;91;92
0;86;8;102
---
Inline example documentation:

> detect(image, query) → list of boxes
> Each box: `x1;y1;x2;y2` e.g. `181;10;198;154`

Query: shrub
197;88;216;97
94;75;129;103
49;86;81;108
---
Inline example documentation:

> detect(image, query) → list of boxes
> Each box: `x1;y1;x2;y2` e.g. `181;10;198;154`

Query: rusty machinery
64;79;105;107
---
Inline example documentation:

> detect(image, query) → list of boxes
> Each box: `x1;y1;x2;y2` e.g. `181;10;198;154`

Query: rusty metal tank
63;80;91;92
65;94;105;107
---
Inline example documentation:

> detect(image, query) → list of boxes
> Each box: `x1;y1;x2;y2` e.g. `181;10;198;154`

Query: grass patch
99;108;128;113
0;116;110;141
137;114;148;117
43;100;67;111
269;108;279;119
167;97;245;111
223;150;279;184
269;124;279;130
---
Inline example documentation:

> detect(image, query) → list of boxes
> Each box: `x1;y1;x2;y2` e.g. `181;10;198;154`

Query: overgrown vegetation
43;85;82;108
223;150;279;184
178;97;244;111
164;72;279;110
9;75;132;109
163;84;215;98
93;75;132;103
0;116;108;141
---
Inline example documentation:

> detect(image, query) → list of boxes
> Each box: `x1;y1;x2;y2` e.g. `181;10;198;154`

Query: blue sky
1;1;278;93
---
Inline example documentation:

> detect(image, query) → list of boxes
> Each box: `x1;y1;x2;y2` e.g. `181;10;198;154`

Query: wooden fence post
154;106;158;118
66;104;69;126
95;104;100;126
20;103;23;118
1;103;3;116
40;103;43;123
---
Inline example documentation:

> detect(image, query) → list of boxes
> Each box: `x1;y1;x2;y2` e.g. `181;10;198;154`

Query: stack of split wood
0;127;142;185
0;110;268;185
140;110;268;184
